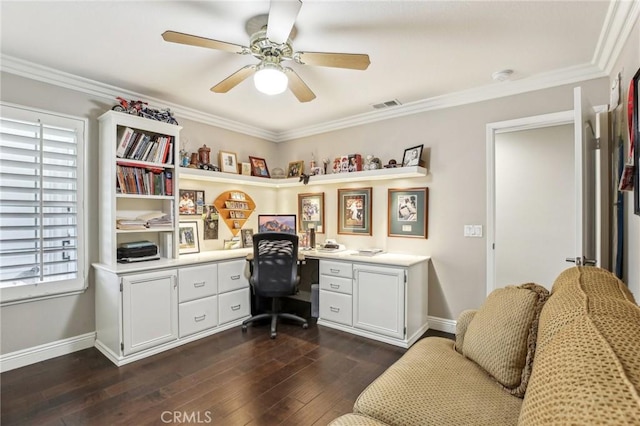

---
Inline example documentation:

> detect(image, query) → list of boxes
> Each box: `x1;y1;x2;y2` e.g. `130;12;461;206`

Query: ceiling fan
161;0;370;102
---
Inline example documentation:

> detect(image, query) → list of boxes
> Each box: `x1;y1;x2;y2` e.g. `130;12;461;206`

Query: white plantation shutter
0;103;87;304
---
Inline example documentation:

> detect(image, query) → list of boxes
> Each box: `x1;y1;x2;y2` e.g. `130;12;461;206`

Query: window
0;103;87;304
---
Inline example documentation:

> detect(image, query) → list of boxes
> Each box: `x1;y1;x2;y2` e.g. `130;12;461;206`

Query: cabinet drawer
319;290;352;326
179;295;218;338
218;260;249;293
319;260;352;278
179;264;218;303
319;274;353;295
219;287;250;325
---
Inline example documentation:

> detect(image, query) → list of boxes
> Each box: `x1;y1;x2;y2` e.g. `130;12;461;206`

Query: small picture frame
402;144;424;167
241;228;254;248
223;238;242;250
338;187;372;235
179;189;205;215
249;156;270;178
298;192;325;233
240;162;252;176
287;160;304;178
219;150;238;174
178;221;200;254
388;187;429;238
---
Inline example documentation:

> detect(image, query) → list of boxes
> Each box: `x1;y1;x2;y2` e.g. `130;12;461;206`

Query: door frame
486;110;574;296
486;106;608;295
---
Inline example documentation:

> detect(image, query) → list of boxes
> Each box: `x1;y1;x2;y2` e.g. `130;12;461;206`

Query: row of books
116;165;173;196
116;127;174;164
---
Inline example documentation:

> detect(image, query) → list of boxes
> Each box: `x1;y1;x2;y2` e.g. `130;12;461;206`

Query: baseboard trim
0;332;96;373
427;316;457;335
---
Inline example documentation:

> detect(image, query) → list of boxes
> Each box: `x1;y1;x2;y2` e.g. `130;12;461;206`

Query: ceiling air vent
371;99;402;110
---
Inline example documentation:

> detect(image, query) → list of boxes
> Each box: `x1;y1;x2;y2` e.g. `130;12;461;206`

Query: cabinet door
353;264;405;339
122;269;178;355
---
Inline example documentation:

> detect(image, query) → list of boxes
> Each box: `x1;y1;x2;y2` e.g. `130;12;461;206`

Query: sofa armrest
455;309;477;354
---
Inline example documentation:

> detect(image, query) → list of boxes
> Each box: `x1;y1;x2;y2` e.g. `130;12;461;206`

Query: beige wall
610;17;640;300
276;79;608;320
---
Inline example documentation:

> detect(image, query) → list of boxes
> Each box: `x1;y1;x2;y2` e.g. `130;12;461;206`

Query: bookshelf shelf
99;110;182;266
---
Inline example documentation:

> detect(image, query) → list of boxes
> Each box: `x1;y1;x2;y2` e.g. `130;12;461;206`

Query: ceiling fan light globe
254;68;288;95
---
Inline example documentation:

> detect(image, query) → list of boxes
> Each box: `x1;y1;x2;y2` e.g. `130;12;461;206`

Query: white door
487;87;600;293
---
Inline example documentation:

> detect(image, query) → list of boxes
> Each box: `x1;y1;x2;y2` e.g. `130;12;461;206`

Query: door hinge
120;342;124;351
404;327;406;336
119;282;123;292
404;271;407;284
595;137;601;150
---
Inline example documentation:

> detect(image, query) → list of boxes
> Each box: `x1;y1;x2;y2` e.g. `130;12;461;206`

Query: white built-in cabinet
317;257;429;348
94;258;250;366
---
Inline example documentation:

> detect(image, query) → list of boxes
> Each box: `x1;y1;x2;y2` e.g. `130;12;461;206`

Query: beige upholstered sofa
329;267;640;425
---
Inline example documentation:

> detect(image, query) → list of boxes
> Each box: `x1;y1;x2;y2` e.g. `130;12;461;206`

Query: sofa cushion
519;267;640;425
353;337;523;426
462;283;549;397
328;413;391;426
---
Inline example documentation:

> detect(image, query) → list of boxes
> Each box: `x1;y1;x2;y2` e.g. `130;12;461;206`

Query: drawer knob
330;283;340;289
231;304;241;311
193;281;206;288
330;306;340;313
194;314;206;322
330;269;340;274
230;275;241;280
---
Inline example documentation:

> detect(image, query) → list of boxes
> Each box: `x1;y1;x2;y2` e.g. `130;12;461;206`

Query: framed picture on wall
179;189;204;215
387;187;429;238
298;192;324;233
178;221;200;254
633;67;640;216
337;187;372;235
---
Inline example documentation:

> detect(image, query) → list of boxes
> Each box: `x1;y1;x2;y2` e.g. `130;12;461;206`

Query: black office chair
242;232;308;338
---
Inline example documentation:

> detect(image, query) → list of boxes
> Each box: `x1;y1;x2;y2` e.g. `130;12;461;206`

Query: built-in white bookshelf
98;110;182;266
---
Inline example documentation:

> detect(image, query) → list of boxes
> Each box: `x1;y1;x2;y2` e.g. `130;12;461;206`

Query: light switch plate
464;225;483;237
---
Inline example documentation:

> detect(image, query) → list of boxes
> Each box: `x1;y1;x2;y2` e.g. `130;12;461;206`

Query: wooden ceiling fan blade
296;52;370;70
211;65;257;93
266;0;302;44
162;30;247;54
284;68;316;103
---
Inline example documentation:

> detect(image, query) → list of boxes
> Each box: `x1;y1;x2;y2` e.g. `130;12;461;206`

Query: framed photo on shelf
338;187;372;235
219;150;238;174
402;144;423;167
298;192;325;233
240;162;252;176
287;160;304;178
249;156;270;178
178;221;200;254
179;189;204;215
241;228;254;248
388;187;428;238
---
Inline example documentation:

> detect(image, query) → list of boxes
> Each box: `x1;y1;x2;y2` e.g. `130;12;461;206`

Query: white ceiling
0;1;629;141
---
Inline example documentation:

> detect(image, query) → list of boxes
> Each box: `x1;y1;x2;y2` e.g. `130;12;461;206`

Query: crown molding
276;63;607;142
0;55;278;142
592;0;640;75
1;0;636;144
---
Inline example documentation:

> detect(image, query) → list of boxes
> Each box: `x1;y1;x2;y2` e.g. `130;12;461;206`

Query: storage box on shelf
98;110;181;266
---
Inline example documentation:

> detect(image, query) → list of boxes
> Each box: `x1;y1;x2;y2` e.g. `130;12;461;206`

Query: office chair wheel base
241;325;248;332
270;332;277;339
302;323;309;329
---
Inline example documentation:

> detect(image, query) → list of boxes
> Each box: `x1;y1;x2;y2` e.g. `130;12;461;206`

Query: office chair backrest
251;232;299;298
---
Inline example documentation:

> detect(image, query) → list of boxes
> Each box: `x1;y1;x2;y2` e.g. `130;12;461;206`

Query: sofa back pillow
462;283;549;397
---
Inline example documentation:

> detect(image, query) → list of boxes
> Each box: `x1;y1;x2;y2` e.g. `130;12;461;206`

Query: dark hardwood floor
1;321;452;426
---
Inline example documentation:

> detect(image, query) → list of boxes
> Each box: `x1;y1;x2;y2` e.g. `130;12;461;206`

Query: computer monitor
257;214;297;235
